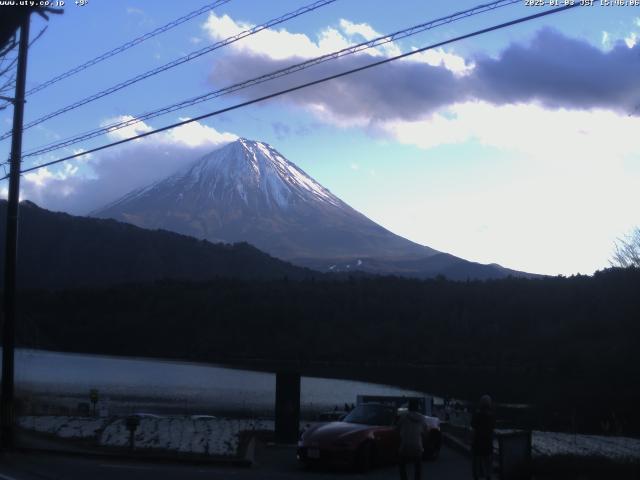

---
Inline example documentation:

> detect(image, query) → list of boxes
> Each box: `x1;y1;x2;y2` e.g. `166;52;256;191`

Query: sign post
275;371;301;444
89;389;99;417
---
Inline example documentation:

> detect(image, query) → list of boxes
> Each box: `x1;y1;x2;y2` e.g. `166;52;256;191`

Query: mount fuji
93;139;529;279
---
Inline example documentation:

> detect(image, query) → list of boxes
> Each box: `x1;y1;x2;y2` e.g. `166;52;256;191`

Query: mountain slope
296;254;531;280
93;138;533;280
0;200;313;289
93;139;436;261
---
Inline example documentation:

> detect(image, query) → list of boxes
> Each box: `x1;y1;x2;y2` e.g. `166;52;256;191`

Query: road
0;444;471;480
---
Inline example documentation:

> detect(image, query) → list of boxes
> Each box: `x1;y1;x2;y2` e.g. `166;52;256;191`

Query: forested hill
16;267;640;434
0;201;314;288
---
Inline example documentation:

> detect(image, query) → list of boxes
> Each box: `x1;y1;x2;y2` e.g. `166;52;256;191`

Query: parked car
317;410;348;422
297;403;441;471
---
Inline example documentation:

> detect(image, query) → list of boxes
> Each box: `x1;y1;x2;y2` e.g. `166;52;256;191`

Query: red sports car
297;403;441;471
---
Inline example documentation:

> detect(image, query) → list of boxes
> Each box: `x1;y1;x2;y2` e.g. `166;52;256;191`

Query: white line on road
197;470;238;474
0;472;21;480
99;464;158;470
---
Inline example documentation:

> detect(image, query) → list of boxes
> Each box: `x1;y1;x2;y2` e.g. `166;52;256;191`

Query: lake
10;349;435;418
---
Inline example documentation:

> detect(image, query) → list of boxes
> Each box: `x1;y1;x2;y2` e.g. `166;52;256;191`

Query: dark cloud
469;28;640;112
210;28;640;122
210;51;466;124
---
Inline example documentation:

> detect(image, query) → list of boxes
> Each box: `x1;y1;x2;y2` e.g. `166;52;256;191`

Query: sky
0;0;639;276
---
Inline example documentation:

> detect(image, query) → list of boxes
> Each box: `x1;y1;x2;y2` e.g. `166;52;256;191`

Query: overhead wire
2;3;580;183
24;0;232;97
0;0;338;142
0;26;50;111
23;0;521;159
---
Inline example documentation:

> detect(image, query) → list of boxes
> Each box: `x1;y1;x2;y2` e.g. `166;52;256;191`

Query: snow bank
99;417;274;455
17;416;107;439
492;429;640;464
531;431;640;463
18;415;274;457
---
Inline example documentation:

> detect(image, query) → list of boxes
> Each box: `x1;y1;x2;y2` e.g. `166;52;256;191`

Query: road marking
0;473;21;480
99;464;158;470
197;470;238;474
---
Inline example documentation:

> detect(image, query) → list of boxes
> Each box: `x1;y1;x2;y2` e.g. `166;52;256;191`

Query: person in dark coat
471;395;495;480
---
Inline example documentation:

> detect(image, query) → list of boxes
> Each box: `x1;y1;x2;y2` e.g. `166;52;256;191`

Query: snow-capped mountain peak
92;138;532;279
93;138;437;262
172;138;342;210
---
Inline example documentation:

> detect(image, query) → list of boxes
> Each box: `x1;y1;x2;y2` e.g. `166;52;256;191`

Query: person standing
397;398;427;480
471;394;495;480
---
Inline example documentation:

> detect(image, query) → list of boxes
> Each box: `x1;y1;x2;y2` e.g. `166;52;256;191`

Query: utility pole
1;12;31;450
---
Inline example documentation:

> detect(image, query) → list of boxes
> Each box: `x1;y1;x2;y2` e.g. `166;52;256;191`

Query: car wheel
355;441;375;472
423;431;441;461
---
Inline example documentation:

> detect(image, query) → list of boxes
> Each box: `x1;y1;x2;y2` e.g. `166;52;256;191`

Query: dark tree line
0;201;315;289
9;267;640;434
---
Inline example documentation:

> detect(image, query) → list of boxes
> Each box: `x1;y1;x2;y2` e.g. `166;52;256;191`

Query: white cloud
21;117;237;214
374;102;640;275
101;115;237;147
203;13;345;60
406;47;474;76
126;7;144;16
304;103;371;129
165;117;237;147
125;6;152;26
384;173;639;276
102;115;152;140
338;19;401;57
203;12;468;76
625;32;637;49
600;18;639;50
23;168;56;188
339;19;378;41
72;148;93;163
382;102;640;160
20;164;77;202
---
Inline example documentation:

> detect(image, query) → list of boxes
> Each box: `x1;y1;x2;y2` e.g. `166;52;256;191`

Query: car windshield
342;404;396;426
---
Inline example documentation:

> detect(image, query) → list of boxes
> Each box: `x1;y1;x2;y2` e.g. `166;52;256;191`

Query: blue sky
1;0;639;276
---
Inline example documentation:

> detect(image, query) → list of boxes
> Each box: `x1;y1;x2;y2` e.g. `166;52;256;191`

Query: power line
4;4;579;183
24;0;231;97
0;0;337;142
22;0;521;159
0;26;48;110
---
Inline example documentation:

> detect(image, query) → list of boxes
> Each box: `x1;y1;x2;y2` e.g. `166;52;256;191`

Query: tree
0;7;60;111
611;228;640;268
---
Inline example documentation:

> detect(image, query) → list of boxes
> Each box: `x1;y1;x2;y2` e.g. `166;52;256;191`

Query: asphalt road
0;444;471;480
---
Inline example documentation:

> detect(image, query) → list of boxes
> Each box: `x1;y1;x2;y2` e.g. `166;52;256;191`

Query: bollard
497;430;532;480
125;415;140;451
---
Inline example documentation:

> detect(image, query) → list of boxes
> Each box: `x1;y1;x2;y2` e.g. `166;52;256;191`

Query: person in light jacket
397;398;427;480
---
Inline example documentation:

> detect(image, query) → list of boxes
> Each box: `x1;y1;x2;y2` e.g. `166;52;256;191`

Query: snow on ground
530;431;640;463
18;416;108;439
18;415;274;456
99;417;274;455
492;429;640;463
19;415;640;462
